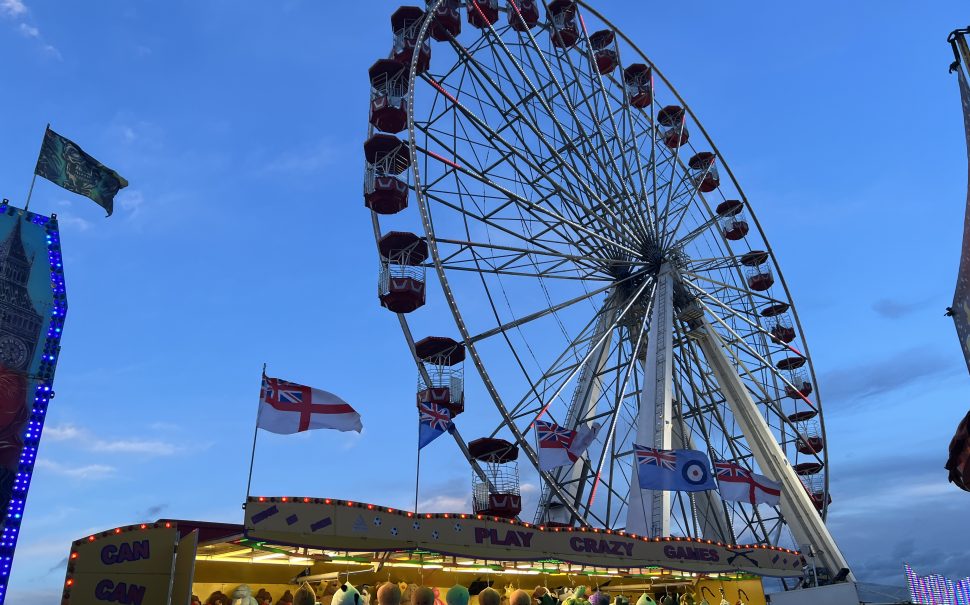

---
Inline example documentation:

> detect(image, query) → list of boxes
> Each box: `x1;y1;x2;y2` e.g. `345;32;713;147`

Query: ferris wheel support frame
627;265;674;537
688;314;851;578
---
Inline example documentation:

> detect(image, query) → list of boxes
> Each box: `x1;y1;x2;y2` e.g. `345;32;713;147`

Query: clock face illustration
0;336;28;370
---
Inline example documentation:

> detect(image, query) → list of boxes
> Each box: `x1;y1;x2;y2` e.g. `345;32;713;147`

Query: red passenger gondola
548;0;579;48
428;0;461;41
391;6;431;75
623;64;652;108
589;30;618;74
469;437;522;519
467;0;500;28
378;231;428;314
794;462;824;476
740;249;773;292
769;312;796;344
716;200;749;241
508;0;540;31
364;134;412;214
688;152;720;193
797;435;824;455
415;336;466;417
369;59;410;134
657;105;689;148
784;372;813;399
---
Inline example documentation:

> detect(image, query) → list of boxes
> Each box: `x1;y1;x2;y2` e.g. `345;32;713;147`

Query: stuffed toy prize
589;592;610;605
413;587;436;605
294;585;316;605
509;589;531;605
635;594;656;605
446;585;470;605
379;583;403;605
231;585;259;605
479;587;502;605
332;583;363;605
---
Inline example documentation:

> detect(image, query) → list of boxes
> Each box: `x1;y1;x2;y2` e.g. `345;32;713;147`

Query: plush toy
360;586;372;605
332;583;363;605
279;591;294;605
479;587;502;605
634;594;656;605
379;583;402;605
658;595;675;605
401;584;419;605
589;592;610;605
192;596;202;605
446;585;470;605
614;596;629;605
509;589;531;605
231;585;259;605
413;587;436;605
256;588;273;605
295;585;317;605
535;589;557;605
207;592;231;605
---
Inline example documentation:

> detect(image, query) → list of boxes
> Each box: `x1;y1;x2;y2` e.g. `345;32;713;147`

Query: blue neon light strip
0;201;67;603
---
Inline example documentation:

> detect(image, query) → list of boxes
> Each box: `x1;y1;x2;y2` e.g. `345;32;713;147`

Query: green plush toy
635;595;657;605
446;586;470;605
614;596;629;605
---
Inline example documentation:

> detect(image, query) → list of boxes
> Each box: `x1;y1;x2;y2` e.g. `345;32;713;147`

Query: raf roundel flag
634;444;716;492
418;401;452;449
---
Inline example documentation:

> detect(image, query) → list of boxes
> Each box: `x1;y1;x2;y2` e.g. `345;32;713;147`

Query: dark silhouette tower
0;220;42;372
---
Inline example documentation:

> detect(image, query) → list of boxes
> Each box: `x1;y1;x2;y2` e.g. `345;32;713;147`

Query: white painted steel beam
688;314;852;578
627;265;674;537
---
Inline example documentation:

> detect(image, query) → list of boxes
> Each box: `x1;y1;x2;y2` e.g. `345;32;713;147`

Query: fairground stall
60;497;803;605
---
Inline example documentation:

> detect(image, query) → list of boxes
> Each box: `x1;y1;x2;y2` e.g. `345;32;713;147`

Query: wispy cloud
44;423;179;456
871;298;930;319
0;0;26;17
2;1;60;59
821;346;960;406
35;459;116;480
257;141;342;176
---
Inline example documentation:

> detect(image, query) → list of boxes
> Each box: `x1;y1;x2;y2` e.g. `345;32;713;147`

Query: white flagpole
245;363;266;506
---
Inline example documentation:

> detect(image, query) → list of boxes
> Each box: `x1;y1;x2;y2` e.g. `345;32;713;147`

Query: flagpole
24;124;50;213
245;363;266;507
414;416;422;514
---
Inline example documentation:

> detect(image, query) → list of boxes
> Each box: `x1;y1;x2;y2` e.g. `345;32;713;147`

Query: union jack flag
714;460;752;480
634;444;676;470
536;420;576;449
419;401;452;431
261;377;307;405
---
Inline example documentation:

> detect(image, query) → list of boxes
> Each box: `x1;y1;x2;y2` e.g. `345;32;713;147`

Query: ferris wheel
364;0;849;575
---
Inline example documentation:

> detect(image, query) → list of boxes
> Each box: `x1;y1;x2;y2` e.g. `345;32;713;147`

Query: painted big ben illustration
0;220;42;373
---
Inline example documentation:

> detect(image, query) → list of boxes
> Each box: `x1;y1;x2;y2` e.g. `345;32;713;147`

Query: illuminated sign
906;564;970;604
0;202;67;601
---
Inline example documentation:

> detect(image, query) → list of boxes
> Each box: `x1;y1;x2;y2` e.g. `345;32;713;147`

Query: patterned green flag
34;127;128;216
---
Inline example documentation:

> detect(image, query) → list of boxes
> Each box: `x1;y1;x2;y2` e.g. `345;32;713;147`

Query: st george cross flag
536;420;577;471
634;444;716;492
418;401;452;449
714;460;781;506
258;375;362;434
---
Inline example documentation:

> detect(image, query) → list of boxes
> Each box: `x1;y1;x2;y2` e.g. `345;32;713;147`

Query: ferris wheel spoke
549;9;651;236
415;80;641;256
434;237;623;275
472;22;648;239
415;137;640;257
433;42;638;244
688;285;824;417
681;272;785;305
674;330;775;543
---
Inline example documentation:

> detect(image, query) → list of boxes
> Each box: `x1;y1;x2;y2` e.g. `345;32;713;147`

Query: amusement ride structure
365;0;851;581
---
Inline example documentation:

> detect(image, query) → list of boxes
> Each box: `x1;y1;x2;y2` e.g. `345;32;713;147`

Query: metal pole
414;430;422;514
24;124;50;213
244;363;266;506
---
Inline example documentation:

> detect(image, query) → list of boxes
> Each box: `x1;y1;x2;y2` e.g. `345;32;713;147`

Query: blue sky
1;0;969;601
